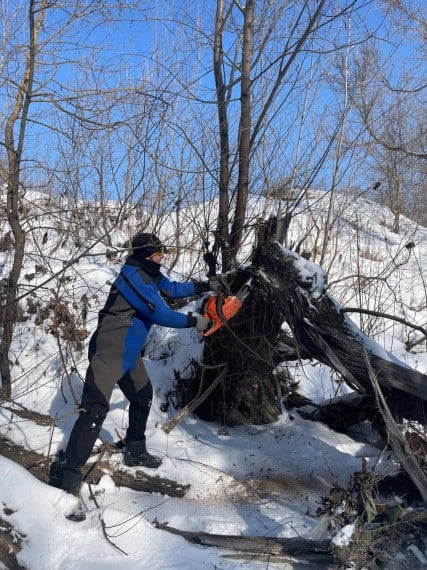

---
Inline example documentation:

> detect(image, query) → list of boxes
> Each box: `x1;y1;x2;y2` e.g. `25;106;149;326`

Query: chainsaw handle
215;291;227;321
200;319;223;337
210;276;231;296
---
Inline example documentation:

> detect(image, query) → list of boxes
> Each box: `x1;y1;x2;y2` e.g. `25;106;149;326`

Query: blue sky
1;1;424;204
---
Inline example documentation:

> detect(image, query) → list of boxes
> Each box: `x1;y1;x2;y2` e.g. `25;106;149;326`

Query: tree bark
228;0;254;268
297;393;380;432
0;517;25;570
0;437;188;498
213;0;231;272
366;356;427;504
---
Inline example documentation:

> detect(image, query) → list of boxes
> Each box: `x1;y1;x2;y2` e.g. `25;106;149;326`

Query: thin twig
162;363;228;434
87;484;129;556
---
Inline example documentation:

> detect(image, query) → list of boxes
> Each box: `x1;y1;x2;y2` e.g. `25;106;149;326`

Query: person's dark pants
65;366;152;468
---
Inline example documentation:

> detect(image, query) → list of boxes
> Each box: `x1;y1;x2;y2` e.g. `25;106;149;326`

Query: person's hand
208;277;224;293
195;315;212;332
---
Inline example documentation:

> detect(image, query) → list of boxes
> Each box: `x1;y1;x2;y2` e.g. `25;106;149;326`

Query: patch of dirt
245;473;329;499
183;468;328;508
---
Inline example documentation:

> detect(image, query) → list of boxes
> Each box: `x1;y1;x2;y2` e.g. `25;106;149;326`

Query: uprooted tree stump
175;265;286;425
174;242;426;427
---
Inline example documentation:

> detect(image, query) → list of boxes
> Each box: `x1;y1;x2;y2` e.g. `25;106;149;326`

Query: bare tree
346;0;426;226
213;0;321;270
0;0;46;398
205;0;396;271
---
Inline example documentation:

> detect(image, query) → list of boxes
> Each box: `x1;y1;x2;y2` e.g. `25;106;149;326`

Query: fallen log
105;466;189;497
153;519;336;565
252;243;427;423
0;437;188;497
365;355;427;504
297;393;380;432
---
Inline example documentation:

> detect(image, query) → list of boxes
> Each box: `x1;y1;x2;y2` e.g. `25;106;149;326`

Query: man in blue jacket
49;232;215;496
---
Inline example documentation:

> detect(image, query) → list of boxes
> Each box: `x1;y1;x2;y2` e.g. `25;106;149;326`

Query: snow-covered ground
0;190;426;569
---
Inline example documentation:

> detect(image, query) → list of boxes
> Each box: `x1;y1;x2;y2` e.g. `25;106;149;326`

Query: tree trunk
0;0;46;399
228;0;254;268
297;393;380;433
0;436;188;498
213;0;231;272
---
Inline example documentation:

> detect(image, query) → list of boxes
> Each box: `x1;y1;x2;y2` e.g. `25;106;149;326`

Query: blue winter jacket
93;261;205;375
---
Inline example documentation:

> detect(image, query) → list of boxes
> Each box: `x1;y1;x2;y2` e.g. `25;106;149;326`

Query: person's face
147;250;164;264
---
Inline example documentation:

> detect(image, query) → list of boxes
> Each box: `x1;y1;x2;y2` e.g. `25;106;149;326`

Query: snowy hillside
0;190;426;569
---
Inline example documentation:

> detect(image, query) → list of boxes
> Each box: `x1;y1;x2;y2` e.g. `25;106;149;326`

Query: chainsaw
200;278;252;337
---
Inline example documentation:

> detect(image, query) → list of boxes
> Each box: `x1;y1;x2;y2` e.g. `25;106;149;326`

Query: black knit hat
131;232;165;257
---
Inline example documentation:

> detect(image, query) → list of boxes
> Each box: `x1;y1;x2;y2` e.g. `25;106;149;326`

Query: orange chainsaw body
201;294;243;337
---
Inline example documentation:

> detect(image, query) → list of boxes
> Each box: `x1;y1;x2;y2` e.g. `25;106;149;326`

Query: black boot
123;438;162;468
48;452;82;497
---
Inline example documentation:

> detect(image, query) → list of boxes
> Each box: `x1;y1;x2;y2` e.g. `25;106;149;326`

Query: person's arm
115;265;198;328
158;275;210;299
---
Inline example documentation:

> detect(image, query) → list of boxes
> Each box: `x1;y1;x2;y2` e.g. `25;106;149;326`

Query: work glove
208;277;224;294
195;315;212;332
